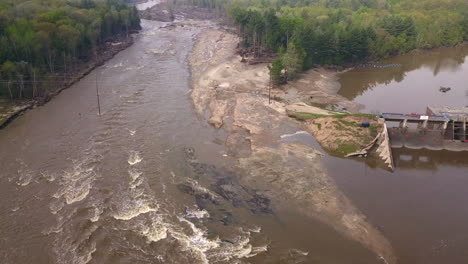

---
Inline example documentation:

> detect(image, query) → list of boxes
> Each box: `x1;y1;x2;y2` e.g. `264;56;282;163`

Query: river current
0;18;380;264
0;20;263;263
1;13;468;264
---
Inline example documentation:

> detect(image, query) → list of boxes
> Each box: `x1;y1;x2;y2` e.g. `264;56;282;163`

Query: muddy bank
140;1;224;22
0;35;134;129
0;101;33;129
139;1;173;21
190;28;396;263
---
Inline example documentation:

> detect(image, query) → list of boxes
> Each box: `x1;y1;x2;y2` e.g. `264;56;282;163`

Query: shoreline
0;34;135;129
189;27;397;263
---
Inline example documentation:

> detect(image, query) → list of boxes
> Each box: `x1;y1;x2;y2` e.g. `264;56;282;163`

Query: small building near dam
383;106;468;152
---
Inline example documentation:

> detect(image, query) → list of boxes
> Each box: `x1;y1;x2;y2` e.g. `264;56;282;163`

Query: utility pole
95;71;101;116
269;75;271;104
32;69;37;98
268;65;272;104
63;52;66;84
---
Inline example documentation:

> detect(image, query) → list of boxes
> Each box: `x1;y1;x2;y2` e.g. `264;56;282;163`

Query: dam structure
382;106;468;152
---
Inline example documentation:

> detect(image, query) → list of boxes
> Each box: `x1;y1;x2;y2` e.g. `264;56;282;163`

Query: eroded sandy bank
189;28;396;263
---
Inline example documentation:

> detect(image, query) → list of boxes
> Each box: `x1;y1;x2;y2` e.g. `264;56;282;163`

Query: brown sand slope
190;29;396;264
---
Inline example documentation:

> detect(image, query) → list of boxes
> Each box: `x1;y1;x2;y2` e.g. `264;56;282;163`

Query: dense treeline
185;0;468;84
0;0;140;100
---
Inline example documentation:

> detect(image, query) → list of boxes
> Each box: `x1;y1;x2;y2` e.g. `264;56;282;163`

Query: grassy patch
291;111;346;121
335;142;360;155
332;120;346;131
291;112;329;121
337;119;360;127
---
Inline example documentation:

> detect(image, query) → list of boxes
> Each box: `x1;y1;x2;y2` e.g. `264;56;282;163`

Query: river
338;45;468;113
1;15;467;264
0;19;381;264
333;44;468;264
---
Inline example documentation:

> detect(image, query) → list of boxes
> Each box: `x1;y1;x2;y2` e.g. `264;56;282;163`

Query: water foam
128;168;144;189
52;162;95;206
110;62;123;68
185;208;210;219
290;248;309;256
125;65;145;71
247;226;262;233
49;199;65;214
280;130;311;139
113;200;158;221
16;160;33;186
41;171;57;182
140;215;169;243
90;207;102;222
130;177;144;189
128;168;142;181
128;151;143;165
171;217;221;264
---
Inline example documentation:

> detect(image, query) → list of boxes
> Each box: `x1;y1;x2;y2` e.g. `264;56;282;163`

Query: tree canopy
190;0;468;83
0;0;140;99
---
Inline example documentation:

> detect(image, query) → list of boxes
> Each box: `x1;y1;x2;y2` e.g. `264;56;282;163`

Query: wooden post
96;71;101;116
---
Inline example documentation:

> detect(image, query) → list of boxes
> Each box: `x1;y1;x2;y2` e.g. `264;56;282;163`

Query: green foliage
269;57;284;85
0;0;141;100
200;0;468;83
280;43;305;80
291;112;330;121
335;142;360;154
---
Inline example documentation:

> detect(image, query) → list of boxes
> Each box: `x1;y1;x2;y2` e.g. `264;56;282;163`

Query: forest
0;0;140;100
182;0;468;84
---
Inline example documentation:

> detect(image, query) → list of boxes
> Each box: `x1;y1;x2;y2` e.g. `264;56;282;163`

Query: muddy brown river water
338;45;468;113
334;44;468;264
1;16;467;264
0;20;379;264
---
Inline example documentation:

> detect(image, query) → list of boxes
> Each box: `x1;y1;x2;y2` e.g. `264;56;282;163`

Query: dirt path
189;29;397;264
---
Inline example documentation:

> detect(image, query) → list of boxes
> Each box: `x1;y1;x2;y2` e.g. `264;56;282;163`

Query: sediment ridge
189;28;397;263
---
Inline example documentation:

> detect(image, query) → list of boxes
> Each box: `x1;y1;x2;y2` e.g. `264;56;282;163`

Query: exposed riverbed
0;19;386;264
1;8;468;264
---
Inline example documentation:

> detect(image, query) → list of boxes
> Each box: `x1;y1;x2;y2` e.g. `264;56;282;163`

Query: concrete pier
381;107;468;156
